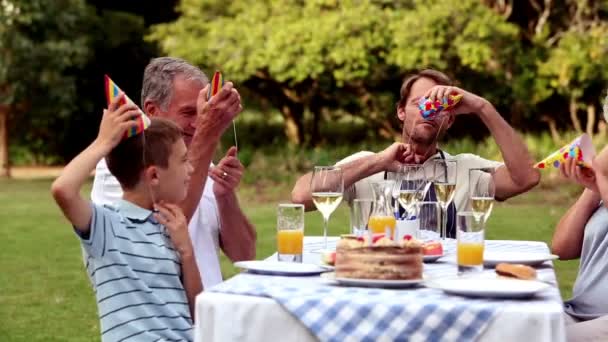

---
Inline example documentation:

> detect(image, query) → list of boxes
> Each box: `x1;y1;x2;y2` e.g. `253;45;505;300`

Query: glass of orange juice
277;204;305;263
457;212;484;274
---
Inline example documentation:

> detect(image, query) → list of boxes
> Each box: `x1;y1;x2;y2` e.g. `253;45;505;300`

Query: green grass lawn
0;178;580;341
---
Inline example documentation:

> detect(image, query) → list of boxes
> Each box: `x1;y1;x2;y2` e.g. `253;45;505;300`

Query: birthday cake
335;235;423;280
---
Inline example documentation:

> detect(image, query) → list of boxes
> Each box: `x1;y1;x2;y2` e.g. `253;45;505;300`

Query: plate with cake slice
483;252;559;267
321;272;424;289
234;261;330;276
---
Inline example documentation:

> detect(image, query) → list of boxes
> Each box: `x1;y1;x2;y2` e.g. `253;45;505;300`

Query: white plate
234;261;329;276
321;272;424;289
483;252;559;267
423;254;443;263
427;277;550;299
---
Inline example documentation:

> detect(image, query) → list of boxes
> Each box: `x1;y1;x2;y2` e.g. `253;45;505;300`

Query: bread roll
495;263;537;280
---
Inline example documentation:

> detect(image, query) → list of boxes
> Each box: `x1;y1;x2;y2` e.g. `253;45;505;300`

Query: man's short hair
106;118;183;190
141;57;209;110
397;69;453;109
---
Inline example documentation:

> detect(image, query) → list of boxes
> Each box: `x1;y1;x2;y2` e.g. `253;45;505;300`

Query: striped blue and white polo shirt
77;199;193;342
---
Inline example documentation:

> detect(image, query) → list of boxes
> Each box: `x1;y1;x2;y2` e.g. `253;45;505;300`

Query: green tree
149;0;527;145
0;0;93;176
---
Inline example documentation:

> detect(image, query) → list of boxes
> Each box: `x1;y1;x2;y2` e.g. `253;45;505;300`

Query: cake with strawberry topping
334;234;423;280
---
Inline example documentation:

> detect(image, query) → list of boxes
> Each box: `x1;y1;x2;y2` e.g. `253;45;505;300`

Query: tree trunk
569;97;583;133
586;104;596;138
309;99;322;146
541;114;561;145
281;102;304;145
0;105;10;178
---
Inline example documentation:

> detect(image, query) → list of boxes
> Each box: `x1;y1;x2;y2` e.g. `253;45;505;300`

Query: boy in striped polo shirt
51;94;202;341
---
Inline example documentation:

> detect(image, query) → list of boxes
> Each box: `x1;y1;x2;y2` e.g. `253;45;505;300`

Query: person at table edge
553;147;608;341
291;69;540;238
91;57;256;288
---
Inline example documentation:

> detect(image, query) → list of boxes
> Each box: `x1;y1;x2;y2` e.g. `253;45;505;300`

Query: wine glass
469;168;495;224
433;159;457;240
310;166;344;250
397;164;426;219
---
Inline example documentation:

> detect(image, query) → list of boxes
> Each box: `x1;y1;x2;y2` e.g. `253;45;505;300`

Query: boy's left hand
154;202;194;258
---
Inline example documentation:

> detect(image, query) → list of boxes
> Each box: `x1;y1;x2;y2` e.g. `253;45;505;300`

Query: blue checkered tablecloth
211;277;497;342
209;238;562;342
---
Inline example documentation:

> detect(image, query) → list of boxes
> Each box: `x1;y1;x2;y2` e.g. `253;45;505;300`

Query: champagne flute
397;165;425;219
433;160;457;240
469;168;495;224
310;166;344;250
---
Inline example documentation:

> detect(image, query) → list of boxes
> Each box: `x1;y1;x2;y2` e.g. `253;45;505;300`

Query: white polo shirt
337;150;502;212
91;159;223;289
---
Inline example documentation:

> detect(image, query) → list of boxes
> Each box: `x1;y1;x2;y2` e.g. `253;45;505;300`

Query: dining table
194;236;566;342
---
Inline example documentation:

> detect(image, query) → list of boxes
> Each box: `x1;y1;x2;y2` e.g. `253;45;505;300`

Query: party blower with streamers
208;71;238;152
406;91;464;153
418;92;463;120
104;75;151;139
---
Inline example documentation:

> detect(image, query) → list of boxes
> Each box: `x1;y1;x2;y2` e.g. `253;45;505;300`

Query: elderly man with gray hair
91;57;256;289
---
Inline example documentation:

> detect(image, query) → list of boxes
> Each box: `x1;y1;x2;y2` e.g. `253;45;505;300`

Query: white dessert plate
234;261;329;276
483;252;559;267
321;272;424;289
427;277;550;299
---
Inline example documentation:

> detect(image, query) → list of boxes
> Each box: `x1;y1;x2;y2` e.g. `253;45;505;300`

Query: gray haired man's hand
195;81;242;140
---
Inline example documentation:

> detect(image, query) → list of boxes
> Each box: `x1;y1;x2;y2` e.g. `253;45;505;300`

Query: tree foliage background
1;0;608;174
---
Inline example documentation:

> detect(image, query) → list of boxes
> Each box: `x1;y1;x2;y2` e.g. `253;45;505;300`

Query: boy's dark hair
107;118;183;190
397;69;453;109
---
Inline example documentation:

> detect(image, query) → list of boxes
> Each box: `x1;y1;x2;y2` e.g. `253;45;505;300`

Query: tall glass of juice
457;211;484;274
277;203;305;262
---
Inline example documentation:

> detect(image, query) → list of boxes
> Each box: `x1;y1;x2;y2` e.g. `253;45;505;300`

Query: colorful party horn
418;93;463;119
535;134;595;169
207;71;224;99
104;75;151;139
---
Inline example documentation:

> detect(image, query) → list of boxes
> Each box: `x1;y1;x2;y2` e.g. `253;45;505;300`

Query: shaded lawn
0;179;578;341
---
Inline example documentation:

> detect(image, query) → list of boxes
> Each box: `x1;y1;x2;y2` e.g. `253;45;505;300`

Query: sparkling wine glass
397;164;426;219
433;159;457;240
310;166;344;250
469;168;495;225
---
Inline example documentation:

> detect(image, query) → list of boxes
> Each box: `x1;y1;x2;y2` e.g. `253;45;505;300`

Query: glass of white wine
397;165;425;219
310;166;344;250
433;159;457;240
469;168;495;225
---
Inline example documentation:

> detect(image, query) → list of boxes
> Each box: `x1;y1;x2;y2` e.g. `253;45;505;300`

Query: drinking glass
417;201;441;241
433;159;457;239
398;164;426;219
351;198;374;236
469;168;495;224
310;166;344;250
386;171;402;218
277;204;305;263
457;212;485;275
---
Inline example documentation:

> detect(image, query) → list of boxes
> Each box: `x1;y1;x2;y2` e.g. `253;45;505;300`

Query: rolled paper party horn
535;134;595;169
207;71;224;99
418;93;463;119
104;75;151;139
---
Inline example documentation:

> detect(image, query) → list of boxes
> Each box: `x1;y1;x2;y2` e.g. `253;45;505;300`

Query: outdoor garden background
1;1;608;340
